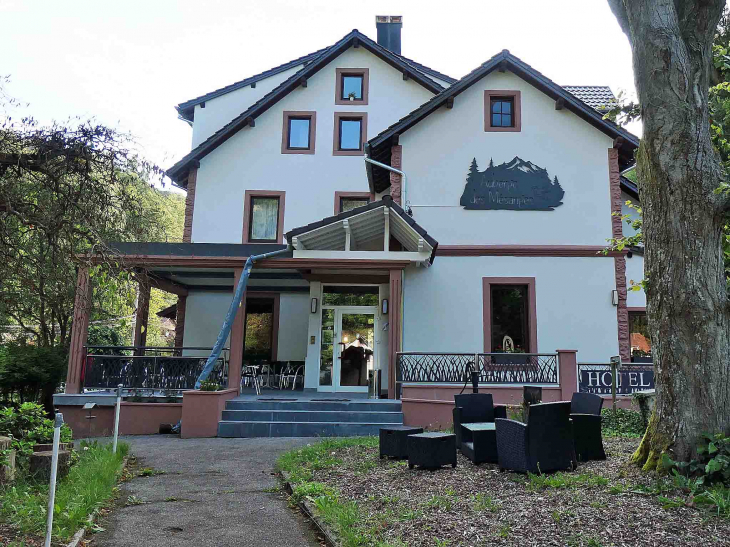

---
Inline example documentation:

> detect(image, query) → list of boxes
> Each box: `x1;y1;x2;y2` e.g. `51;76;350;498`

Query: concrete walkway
89;435;320;547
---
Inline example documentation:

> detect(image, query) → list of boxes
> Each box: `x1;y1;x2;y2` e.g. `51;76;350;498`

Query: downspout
364;157;410;214
195;245;291;388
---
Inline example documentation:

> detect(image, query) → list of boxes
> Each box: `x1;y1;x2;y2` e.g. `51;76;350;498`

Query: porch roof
285;195;438;265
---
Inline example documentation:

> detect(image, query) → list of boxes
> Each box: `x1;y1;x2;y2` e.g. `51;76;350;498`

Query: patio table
461;422;498;464
407;432;457;470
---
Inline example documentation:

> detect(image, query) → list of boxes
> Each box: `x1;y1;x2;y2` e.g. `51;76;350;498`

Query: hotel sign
460;156;565;211
578;365;654;395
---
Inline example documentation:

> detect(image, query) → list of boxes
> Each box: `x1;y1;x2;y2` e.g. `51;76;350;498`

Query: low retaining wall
401;385;636;429
56;401;182;438
181;388;238;438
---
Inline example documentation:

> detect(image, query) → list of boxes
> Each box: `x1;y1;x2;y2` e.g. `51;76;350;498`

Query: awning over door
285;196;439;266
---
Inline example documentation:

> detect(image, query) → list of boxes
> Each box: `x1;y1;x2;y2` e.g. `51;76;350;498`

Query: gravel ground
307;437;730;546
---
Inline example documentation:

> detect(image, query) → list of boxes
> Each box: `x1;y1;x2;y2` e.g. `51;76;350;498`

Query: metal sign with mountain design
460;156;565;211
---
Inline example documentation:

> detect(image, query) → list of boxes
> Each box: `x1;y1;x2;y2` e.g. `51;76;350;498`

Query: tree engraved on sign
460;156;565;210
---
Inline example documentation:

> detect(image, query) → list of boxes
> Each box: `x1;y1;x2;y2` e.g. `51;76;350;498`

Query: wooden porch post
133;276;151;353
388;269;403;399
227;267;247;391
174;295;187;350
65;267;92;394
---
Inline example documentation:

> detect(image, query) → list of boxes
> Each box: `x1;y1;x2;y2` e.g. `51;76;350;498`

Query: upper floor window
333;112;367;156
243;190;285;243
490;97;514;127
484;90;521;132
334;191;372;214
281;111;316;154
335;68;369;105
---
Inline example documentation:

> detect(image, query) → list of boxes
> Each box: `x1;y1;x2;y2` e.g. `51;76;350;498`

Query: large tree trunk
609;0;730;467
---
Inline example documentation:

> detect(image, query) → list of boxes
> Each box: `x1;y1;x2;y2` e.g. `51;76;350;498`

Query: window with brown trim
242;190;285;243
334;191;372;214
482;277;537;353
484;90;521;132
335;68;369;105
281;111;316;154
333;112;367;156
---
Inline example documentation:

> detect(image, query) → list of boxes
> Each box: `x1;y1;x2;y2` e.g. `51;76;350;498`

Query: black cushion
571;392;604;415
454;393;495;423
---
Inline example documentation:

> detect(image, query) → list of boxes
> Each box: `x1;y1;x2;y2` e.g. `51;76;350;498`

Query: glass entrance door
319;307;377;392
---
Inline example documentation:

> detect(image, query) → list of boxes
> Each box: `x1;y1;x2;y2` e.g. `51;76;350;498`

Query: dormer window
484;90;521;132
335;68;369;105
333;112;367;156
281;111;316;154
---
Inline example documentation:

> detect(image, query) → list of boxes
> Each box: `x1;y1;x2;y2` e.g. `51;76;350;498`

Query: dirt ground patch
301;437;730;546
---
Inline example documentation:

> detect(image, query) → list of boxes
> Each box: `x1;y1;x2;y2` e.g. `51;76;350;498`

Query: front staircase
217;395;403;438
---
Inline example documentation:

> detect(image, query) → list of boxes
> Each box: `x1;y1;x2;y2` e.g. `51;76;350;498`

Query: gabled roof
563;86;617;112
166;30;446;186
393;52;457;85
286;195;439;264
366;50;640;193
175;46;330;123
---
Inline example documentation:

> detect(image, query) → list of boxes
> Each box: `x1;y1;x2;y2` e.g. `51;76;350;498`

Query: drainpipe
364;157;410;214
195;245;291;388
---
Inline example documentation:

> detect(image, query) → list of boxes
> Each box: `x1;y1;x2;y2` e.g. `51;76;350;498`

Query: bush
661;432;730;485
199;380;221;392
601;408;646;437
0;341;67;410
0;403;73;464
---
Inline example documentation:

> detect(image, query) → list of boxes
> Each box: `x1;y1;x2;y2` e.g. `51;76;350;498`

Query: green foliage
0;342;67;404
660;432;730;485
601;408;646;437
0;441;129;541
0;402;73;464
198;380;221;392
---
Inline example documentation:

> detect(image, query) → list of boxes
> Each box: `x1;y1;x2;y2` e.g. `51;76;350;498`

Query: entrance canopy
285;195;438;266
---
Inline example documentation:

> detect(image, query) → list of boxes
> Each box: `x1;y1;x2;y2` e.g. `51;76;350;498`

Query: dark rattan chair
571;392;606;462
495;401;575;473
453;394;506;446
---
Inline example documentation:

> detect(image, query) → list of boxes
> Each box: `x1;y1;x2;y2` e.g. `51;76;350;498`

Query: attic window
336;68;369;105
484;90;521;133
333;112;367;156
281;111;316;154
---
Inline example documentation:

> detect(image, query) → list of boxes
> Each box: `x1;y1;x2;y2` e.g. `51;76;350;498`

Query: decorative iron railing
396;352;559;386
82;346;229;393
577;362;654;395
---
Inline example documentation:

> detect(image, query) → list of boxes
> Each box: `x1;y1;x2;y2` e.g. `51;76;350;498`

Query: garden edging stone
282;470;337;547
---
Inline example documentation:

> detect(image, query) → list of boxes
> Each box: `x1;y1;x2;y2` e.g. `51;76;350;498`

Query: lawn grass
0;441;129;542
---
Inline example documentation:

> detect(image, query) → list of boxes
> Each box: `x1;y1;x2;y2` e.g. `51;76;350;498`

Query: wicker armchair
453;394;507;446
571;392;606;462
495;401;575;473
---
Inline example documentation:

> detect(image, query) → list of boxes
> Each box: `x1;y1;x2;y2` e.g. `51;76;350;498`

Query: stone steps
218;397;403;437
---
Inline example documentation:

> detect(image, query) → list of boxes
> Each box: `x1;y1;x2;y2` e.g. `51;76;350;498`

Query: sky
0;0;639;188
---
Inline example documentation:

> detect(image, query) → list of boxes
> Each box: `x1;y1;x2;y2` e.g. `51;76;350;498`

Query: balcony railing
82;346;229;393
396;352;559;386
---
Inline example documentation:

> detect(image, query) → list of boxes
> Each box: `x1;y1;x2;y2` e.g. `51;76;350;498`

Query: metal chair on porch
242;363;262;395
279;362;304;390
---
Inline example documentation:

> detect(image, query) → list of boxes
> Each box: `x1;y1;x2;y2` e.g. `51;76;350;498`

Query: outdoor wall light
311;298;318;313
381;298;389;315
611;290;619;306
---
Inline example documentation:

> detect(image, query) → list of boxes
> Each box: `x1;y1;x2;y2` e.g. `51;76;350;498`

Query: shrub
0;342;67;410
0;403;73;463
199;380;221;392
601;408;646;437
661;432;730;485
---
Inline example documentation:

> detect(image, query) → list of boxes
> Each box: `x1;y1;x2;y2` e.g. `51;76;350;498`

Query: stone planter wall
0;436;15;483
181;389;238;438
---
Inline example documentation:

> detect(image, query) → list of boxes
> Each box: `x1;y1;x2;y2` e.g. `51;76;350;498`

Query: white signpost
44;413;63;547
113;384;122;454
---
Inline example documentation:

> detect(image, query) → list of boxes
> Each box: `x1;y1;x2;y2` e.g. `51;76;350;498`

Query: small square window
341;74;363;101
339;119;362;150
281;111;316;154
490;98;514;127
287;117;311;149
249;196;280;242
335;68;369;105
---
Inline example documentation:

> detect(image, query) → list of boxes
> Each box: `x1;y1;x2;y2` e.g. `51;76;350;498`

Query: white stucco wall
625;254;646;308
182;291;232;357
277;293;309;361
398;70;616;246
403;256;620;362
190;46;435;243
190;65;304;148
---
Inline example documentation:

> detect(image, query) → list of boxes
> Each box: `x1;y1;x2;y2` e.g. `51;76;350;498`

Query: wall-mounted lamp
611;290;619;306
311;298;318;314
381;298;389;315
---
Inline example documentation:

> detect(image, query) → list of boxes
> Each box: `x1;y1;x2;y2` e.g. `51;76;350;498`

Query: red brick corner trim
182;167;198;243
609;148;631;362
390;145;403;205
